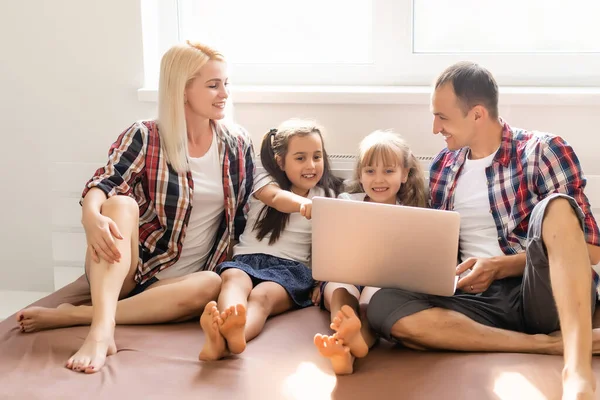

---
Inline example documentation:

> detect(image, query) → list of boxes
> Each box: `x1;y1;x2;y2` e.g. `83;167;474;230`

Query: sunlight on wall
282;362;336;400
493;372;546;400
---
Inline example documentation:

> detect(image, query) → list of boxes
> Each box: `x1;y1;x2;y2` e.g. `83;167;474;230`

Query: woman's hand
82;210;123;264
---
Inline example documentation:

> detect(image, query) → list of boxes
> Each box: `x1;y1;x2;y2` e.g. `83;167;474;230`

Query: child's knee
221;268;249;284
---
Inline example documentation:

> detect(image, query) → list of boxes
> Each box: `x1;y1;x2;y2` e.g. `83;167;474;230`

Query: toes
78;358;91;372
204;301;217;313
325;336;336;347
314;334;325;347
21;323;33;333
235;304;246;317
16;312;24;322
85;358;103;374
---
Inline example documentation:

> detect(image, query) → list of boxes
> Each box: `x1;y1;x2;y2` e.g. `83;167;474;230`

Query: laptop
311;196;460;296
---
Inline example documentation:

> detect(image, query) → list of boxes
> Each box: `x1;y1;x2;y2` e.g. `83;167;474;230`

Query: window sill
137;85;600;106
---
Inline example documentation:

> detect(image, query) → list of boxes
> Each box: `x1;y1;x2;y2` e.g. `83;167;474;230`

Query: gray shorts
367;193;597;341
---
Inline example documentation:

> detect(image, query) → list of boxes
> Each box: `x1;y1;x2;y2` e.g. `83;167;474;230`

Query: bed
1;276;599;400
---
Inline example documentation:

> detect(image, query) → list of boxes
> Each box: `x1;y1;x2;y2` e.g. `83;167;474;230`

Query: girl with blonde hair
314;130;427;374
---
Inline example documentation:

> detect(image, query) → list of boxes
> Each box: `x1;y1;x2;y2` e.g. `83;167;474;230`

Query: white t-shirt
453;149;504;262
233;172;328;265
156;130;224;279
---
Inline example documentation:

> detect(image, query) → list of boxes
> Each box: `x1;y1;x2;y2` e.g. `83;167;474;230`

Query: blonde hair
347;130;427;208
157;40;236;172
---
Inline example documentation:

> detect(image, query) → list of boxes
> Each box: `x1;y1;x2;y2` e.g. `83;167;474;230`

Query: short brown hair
435;62;499;119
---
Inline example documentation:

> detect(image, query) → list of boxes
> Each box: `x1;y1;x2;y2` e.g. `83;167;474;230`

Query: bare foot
314;334;354;375
17;304;78;333
562;368;596;400
65;327;116;374
330;305;369;358
199;301;228;361
219;304;247;354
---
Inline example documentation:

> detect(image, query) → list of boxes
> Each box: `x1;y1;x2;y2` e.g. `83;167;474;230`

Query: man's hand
456;257;499;294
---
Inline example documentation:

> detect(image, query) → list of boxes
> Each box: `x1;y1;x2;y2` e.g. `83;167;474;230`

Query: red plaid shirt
429;120;600;285
81;120;254;284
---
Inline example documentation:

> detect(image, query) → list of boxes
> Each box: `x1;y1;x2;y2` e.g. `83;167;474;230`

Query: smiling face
430;83;478;151
277;133;325;195
359;148;408;205
184;60;229;120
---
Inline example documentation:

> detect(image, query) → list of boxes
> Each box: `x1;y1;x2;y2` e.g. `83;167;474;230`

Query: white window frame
139;0;600;104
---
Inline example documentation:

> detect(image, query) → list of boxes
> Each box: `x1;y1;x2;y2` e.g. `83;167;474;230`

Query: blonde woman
16;41;255;374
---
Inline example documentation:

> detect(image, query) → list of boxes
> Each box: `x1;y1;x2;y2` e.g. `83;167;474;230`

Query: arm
80;123;147;205
81;187;108;223
254;183;311;214
456;253;526;291
492;253;526;279
79;123;146;262
533;136;600;264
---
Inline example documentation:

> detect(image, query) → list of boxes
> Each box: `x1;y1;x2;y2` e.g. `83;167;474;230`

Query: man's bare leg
542;198;595;400
389;307;562;354
18;271;222;331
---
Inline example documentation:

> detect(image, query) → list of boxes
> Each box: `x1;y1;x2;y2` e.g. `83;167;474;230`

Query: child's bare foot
17;304;77;332
65;326;116;374
330;305;369;358
562;368;596;400
219;304;247;354
199;301;228;361
314;334;354;375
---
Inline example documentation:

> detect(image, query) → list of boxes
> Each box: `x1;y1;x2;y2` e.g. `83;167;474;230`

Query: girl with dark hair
199;118;340;361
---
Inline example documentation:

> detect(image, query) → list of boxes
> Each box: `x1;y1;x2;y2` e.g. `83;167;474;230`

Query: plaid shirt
81;120;254;284
429;120;600;284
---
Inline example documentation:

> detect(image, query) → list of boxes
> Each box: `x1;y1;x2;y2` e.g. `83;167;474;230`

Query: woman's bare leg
19;271;222;331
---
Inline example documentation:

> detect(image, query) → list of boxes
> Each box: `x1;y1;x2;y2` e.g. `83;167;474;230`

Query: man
367;62;600;400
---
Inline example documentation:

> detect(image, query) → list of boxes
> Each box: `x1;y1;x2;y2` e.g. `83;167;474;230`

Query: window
142;0;600;88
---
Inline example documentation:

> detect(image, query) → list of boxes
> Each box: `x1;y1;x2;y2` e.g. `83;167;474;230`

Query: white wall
0;1;154;291
2;1;600;291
